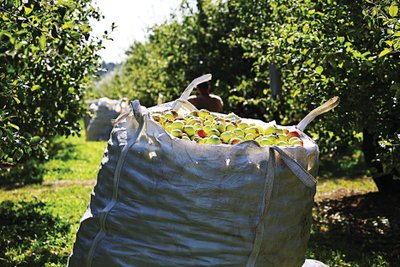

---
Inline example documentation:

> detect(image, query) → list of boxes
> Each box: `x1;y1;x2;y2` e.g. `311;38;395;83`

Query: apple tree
227;0;400;193
0;0;104;166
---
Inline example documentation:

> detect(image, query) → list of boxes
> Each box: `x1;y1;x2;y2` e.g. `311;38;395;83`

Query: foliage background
1;0;399;265
93;0;400;191
0;0;104;165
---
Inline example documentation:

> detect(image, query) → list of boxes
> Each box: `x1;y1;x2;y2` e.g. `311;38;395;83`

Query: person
188;81;224;113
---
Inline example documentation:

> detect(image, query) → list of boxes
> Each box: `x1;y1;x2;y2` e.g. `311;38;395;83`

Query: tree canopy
0;0;104;165
94;0;399;192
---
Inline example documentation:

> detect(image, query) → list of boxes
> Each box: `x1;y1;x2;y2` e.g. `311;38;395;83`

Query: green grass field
0;133;398;266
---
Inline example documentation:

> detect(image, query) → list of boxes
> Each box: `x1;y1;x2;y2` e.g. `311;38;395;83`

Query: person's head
197;81;211;95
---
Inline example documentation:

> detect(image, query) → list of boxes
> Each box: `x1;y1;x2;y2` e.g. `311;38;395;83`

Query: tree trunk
362;129;400;194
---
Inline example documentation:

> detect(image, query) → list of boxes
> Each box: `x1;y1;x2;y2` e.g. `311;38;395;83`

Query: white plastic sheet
85;97;128;141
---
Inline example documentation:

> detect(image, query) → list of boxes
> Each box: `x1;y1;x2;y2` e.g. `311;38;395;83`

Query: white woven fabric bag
69;75;338;267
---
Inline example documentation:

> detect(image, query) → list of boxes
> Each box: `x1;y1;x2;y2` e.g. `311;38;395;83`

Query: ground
0;134;398;266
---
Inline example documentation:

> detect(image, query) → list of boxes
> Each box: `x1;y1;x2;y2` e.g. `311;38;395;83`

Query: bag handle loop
171;74;212;111
112;100;147;127
296;96;340;131
272;146;316;188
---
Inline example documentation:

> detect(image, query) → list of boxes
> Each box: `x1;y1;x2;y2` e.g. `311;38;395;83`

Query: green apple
215;117;225;122
255;136;264;143
276;140;288;146
203;125;213;135
203;120;212;126
162;119;173;127
171;120;185;130
170;129;183;138
264;134;278;144
238;122;249;130
165;125;173;133
209;128;220;137
220;130;234;143
181;135;191;141
289;137;303;146
206;135;222;144
263;125;277;135
233;128;245;137
214;121;226;132
245;133;256;140
190;119;202;125
205;115;215;122
193;122;202;130
225;123;236;131
198;109;210;119
164;111;174;120
258;138;275;146
275;127;289;135
183;125;195;136
244;126;260;136
276;134;288;142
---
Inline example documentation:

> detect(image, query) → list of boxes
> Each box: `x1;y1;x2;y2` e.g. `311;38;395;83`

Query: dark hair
197;81;210;90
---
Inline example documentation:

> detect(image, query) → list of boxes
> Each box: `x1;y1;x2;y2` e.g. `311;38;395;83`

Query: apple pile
151;109;303;146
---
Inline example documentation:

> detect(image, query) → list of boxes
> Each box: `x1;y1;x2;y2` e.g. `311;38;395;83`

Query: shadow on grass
0;139;81;188
308;192;400;266
0;200;71;267
48;139;82;161
0;160;45;188
318;151;368;179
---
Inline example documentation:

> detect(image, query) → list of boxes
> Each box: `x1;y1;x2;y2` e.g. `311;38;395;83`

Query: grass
0;134;106;266
0;133;398;266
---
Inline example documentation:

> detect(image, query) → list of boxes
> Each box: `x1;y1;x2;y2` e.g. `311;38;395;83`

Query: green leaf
39;35;46;50
62;21;74;30
302;24;310;33
393;39;400;50
378;48;392;57
7;122;20;131
16;29;28;35
30;136;41;145
389;5;398;17
71;32;80;41
31;84;41;91
13;97;21;104
385;40;393;47
13;148;24;161
24;6;33;15
315;66;324;74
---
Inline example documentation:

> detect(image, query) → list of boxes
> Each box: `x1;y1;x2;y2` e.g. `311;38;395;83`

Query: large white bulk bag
85;97;128;141
69;75;338;267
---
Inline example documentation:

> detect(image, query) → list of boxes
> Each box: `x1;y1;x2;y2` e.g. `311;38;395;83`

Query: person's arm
215;96;224;113
217;101;223;113
188;96;197;107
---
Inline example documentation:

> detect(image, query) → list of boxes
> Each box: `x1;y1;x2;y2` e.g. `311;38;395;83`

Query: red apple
197;129;207;138
288;131;300;139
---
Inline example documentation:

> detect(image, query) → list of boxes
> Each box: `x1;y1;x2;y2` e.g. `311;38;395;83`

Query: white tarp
85;97;128;141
